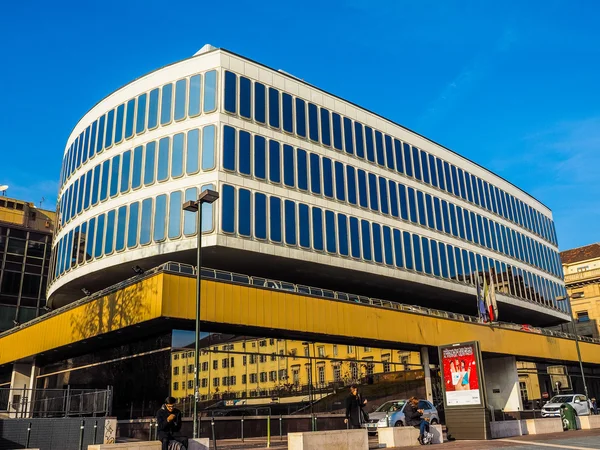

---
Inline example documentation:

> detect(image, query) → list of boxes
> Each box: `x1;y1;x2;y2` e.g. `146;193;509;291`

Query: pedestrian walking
344;385;368;429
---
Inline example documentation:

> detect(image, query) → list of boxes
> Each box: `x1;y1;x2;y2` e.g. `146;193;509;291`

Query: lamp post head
199;189;219;204
183;200;199;213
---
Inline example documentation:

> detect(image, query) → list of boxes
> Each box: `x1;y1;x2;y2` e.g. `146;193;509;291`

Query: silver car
362;399;440;433
541;394;591;418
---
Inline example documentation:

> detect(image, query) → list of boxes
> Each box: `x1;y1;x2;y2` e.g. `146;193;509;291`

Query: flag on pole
489;274;498;322
476;272;488;322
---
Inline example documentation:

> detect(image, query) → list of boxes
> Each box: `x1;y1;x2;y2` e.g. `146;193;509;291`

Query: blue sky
1;0;599;250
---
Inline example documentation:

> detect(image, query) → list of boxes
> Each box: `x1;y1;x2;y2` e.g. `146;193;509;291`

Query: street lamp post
557;293;589;399
183;189;219;439
302;342;314;430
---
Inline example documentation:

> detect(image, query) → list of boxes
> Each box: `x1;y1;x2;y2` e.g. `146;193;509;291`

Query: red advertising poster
441;343;482;406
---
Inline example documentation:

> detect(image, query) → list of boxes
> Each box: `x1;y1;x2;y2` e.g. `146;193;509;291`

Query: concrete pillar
7;361;39;418
421;347;433;403
483;356;523;413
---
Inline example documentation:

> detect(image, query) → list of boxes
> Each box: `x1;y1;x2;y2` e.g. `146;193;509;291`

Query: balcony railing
564;267;600;285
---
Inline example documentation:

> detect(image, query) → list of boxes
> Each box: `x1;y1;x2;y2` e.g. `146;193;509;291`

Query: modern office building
0;196;55;331
48;44;567;327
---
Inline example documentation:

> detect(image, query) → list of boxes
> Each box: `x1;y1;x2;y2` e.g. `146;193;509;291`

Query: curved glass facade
48;47;567;323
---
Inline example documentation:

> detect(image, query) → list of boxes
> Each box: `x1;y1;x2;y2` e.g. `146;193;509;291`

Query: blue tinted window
372;223;383;263
378;177;389;215
94;214;105;258
347;166;357;205
173;79;187;121
127;202;140;248
420;151;430;184
105;110;114;148
403;143;413;177
270;196;282;242
365;127;375;163
398;184;409;220
344;117;354;154
136;94;147;134
221;184;235;233
283;144;295;187
161;84;173;125
225;70;237;113
388;180;399;217
239;189;251;237
384;135;395;171
157;137;170;182
144;141;156;186
449;203;459;237
464;172;473;202
325;210;336;253
465;210;474;242
368;173;378;211
361;220;372;261
188;75;202;118
425;194;435;229
171;133;184;178
412;147;422;181
254;193;267;239
308;103;319;142
238;131;251;176
92;165;100;205
183;188;197;236
335;162;345;201
203;70;217;112
428;155;438;188
416;191;426;226
140;198;153;245
97;116;106;154
120;150;131;193
456;206;466;239
358;169;368;208
354;122;365;158
457;169;467;201
375;131;385;166
168;191;182;239
254;135;266;180
255;82;266;123
115;105;124;143
382;226;393;266
451;166;460;198
435;159;445;191
269;140;281;183
154;194;167;241
285;200;297;245
85;218;96;261
268;88;280;128
148;89;159;130
441;201;451;234
297;149;308;191
310;153;321;194
299;203;310;248
443;162;453;194
89;121;98;159
295;98;306;137
350;217;361;258
110;155;121;198
282;93;293;133
407;187;418;223
440;242;450;279
421;237;432;274
223;125;236;171
104;210;115;255
338;214;349;256
100;160;110;201
393;139;404;174
126;98;136;137
320;108;331;146
477;178;486;209
322;158;333;198
412;234;423;272
332;113;343;151
430;239;440;277
240;76;252;119
312;208;323;251
393;229;403;268
186;129;199;175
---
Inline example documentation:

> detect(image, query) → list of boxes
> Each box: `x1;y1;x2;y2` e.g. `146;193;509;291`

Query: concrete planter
378;425;443;447
576;415;600;430
288;429;368;450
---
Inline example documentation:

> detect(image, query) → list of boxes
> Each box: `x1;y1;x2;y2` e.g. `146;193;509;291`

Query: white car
541;394;591;417
362;399;440;433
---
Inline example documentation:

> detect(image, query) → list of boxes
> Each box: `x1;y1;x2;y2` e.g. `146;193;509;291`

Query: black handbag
361;408;370;422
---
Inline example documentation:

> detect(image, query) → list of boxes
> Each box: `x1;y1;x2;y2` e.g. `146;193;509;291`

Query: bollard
267;415;271;448
314;415;317;432
148;422;153;441
93;420;98;444
386;411;389;428
241;416;244;442
78;420;85;450
26;422;32;449
211;417;217;450
279;415;283;441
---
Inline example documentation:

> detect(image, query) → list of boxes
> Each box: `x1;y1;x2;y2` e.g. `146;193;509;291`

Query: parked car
362;399;439;433
541;394;591;418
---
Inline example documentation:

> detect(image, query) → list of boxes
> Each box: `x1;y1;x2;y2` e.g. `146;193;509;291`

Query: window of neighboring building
173;367;179;375
577;266;589;272
577;311;590;322
260;372;267;383
173;382;179;391
242;374;247;384
188;380;193;389
250;373;257;383
318;346;325;358
318;365;325;385
213;378;219;387
213;360;218;370
333;345;338;357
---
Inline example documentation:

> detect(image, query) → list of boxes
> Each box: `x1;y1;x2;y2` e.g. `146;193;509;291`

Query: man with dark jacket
156;397;188;450
404;397;429;445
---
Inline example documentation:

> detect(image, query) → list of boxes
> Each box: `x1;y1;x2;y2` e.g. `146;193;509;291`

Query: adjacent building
559;243;600;338
0;196;55;330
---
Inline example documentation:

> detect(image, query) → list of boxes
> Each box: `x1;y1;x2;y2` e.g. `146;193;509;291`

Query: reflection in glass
325;210;336;253
407;187;418;223
148;88;160;129
310;153;321;194
312;208;323;251
389;180;398;217
297;149;308;191
92;165;100;205
204;70;217;112
104;211;115;255
420;151;430;184
115;104;125;143
116;206;127;252
403;231;413;270
158;137;170;182
425;194;435;229
283;144;295;187
186;129;199;175
200;184;215;232
154;195;167;241
372;223;383;263
322;158;333;198
105;109;114;148
110;155;121;198
254;193;267;239
347;166;357;205
361;220;371;261
221;185;235;233
240;77;252;120
224;71;237;113
132;146;143;189
384;135;394;171
350;217;360;258
285;200;296;245
269;88;280;128
120;150;131;193
183;188;197;236
202;125;216;171
308;103;319;142
403;143;413;177
393;229;403;268
90;121;98;159
168;191;182;239
332;113;343;151
269;196;282;243
299;203;310;248
394;139;404;174
335;162;345;201
100;160;110;201
140;198;153;245
344;117;354;154
127;202;140;248
239;189;251;237
338;214;349;256
189;75;202;117
255;82;266;123
282;93;293;133
320;108;331;146
358;170;368;208
378;177;388;215
136;93;147;134
171;133;184;178
412;234;423;272
144;141;156;186
422;237;432;274
375;131;385;166
83;171;92;210
364;127;375;163
86;217;95;262
175;79;187;121
126;98;135;138
431;239;440;277
161;83;173;125
254;135;266;180
269;140;281;183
